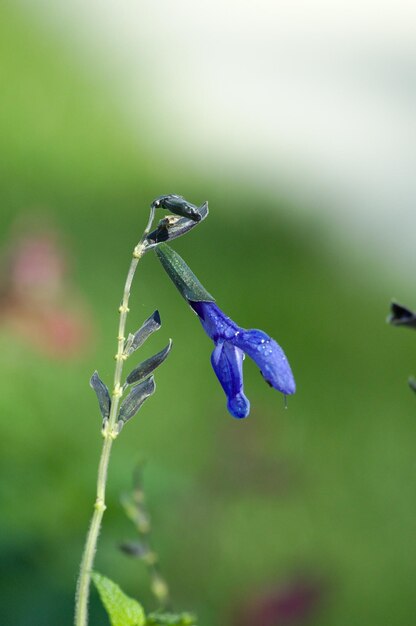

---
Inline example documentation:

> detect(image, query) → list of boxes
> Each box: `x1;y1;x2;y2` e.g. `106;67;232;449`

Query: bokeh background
1;2;416;625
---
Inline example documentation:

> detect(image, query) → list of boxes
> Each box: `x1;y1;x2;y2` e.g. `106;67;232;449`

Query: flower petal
191;301;239;341
233;329;296;395
211;341;250;418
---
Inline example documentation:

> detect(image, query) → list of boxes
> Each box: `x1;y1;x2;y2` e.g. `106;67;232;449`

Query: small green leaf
126;340;172;385
155;243;215;303
118;376;156;423
92;572;145;626
146;611;197;625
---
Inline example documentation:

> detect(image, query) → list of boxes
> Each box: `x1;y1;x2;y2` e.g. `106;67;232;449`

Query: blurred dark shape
408;377;416;393
388;302;416;329
235;575;325;626
119;541;152;560
0;214;92;358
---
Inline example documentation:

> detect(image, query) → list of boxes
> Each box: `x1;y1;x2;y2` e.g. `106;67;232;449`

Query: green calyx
155;243;215;303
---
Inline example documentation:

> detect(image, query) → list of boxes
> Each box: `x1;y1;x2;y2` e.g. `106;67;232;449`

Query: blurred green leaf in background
1;3;416;626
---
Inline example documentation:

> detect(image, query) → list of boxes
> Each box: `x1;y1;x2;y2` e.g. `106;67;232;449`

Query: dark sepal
388;301;416;328
118;376;156;423
125;310;161;356
145;202;208;250
126;340;172;385
90;371;111;421
155;243;215;303
151;194;203;221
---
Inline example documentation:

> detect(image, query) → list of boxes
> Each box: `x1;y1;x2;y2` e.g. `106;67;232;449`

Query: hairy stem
74;209;154;626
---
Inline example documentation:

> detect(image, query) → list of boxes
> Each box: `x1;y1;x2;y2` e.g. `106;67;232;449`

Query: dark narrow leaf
126;340;172;385
126;310;161;355
151;194;203;221
118;376;156;423
388;301;416;328
90;371;111;420
155;243;215;303
145;202;208;250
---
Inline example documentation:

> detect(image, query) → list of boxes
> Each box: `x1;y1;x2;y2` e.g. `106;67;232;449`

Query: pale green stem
74;208;155;626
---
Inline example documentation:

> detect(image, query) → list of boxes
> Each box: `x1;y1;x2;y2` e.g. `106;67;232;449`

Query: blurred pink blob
234;575;325;626
10;232;66;299
0;215;92;358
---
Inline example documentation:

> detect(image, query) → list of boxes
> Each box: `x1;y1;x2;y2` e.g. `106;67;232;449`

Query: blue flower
190;300;296;418
155;242;296;419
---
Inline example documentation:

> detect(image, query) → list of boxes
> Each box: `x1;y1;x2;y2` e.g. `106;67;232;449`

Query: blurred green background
1;3;416;625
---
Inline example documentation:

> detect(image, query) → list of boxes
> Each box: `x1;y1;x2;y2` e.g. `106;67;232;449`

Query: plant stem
74;208;155;626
